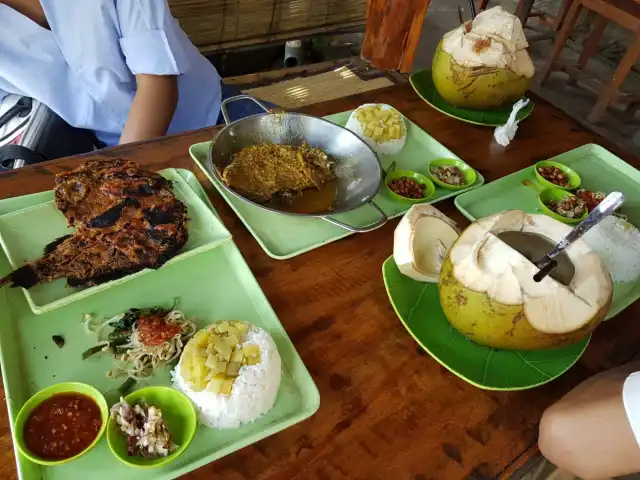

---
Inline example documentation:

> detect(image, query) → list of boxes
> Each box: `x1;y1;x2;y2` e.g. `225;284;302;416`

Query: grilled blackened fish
0;159;188;289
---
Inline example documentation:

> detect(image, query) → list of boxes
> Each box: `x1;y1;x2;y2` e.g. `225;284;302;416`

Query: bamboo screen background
168;0;367;53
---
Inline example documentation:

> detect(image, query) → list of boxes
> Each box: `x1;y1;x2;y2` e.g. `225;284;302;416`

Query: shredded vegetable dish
82;306;196;383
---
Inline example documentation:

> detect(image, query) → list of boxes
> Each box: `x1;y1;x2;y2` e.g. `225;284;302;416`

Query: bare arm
538;361;640;479
119;74;178;145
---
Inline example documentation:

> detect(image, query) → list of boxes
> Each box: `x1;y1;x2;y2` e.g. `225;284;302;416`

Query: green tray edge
0;168;234;315
189;111;485;260
452;143;640;321
381;256;591;391
0;168;321;480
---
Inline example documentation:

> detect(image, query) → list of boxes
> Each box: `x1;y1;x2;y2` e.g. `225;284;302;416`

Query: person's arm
116;0;190;144
119;74;178;144
538;361;640;479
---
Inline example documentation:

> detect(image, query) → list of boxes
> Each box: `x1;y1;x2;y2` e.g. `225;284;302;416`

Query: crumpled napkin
494;98;530;147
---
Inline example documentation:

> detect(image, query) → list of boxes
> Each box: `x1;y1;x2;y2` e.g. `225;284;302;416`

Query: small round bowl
428;158;477;190
534;161;581;191
14;382;109;466
107;386;197;468
385;169;436;204
537;188;588;225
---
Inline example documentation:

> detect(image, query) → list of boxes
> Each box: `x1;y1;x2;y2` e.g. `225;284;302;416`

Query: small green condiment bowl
537;187;588;225
534;160;581;191
107;386;197;469
14;382;109;466
385;169;436;204
428;158;477;190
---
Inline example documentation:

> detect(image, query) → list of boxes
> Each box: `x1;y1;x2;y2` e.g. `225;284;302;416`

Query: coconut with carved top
432;6;535;110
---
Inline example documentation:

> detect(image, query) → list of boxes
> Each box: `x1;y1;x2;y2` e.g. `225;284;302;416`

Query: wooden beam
361;0;432;73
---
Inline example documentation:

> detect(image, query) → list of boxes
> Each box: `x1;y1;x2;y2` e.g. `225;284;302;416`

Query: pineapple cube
193;331;210;348
220;379;234;395
224;334;240;348
191;376;209;392
192;362;207;379
245;356;261;366
244;344;260;357
226;362;241;377
206;374;225;394
389;126;400;139
235;322;249;335
231;349;244;363
214;339;232;360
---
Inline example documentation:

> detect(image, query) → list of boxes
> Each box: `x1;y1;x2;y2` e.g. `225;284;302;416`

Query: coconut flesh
432;6;535;109
393;204;460;283
438;211;613;350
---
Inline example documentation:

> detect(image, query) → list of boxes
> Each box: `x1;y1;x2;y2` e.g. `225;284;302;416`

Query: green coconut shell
432;41;531;110
438;256;610;351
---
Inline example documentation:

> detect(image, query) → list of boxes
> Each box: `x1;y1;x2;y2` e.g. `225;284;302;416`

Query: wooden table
1;84;639;480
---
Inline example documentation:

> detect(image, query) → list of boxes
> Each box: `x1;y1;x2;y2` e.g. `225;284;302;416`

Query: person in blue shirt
0;0;238;147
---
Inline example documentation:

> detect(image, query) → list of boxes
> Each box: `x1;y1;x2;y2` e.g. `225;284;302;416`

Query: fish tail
0;265;40;289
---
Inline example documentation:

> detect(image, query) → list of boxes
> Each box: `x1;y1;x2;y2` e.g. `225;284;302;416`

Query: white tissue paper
493;98;530;147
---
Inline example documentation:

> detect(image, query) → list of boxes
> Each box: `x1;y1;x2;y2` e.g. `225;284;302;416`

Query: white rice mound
582;216;640;284
172;325;282;429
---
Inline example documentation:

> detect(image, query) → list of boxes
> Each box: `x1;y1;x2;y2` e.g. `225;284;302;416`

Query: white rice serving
172;325;281;429
582;216;640;283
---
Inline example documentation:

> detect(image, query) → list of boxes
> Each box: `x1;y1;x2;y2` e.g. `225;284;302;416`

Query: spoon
533;191;625;282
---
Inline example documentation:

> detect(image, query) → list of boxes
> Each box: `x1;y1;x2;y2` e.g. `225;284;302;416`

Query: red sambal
23;393;102;460
137;313;181;347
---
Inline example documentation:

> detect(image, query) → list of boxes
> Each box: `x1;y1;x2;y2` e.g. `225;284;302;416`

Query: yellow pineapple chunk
220;379;234;395
214;339;232;360
243;344;260;357
230;349;244;363
234;322;249;335
226;362;241;377
191;375;209;392
206;374;225;394
193;331;209;348
224;334;240;348
245;356;261;366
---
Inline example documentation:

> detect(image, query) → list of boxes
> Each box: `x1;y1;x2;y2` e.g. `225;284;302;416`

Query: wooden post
361;0;432;73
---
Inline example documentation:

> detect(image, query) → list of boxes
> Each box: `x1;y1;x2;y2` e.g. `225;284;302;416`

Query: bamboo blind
168;0;367;53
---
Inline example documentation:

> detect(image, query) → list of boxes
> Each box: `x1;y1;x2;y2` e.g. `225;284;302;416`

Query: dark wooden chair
539;0;640;123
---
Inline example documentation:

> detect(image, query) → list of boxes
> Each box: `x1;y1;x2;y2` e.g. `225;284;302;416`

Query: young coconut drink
432;6;535;109
393;204;460;283
438;210;613;350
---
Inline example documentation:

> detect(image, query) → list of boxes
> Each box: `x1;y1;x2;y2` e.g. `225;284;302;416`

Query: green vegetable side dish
107;386;197;469
535;160;581;191
408;69;535;127
14;382;109;466
385;169;436;204
428;158;478;190
382;257;590;390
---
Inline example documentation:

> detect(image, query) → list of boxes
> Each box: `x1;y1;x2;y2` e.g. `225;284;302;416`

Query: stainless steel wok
206;95;387;233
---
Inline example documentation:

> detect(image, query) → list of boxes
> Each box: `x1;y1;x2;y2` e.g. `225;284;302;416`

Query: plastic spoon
533;192;625;282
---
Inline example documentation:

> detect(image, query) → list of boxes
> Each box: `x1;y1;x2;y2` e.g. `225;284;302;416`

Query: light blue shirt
0;0;222;146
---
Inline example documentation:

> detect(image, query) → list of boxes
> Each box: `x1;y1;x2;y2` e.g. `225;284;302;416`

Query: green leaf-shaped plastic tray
409;68;535;127
382;256;589;390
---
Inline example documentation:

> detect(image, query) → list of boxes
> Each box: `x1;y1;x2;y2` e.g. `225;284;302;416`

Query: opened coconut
394;204;459;283
439;210;613;350
345;104;406;156
432;6;535;109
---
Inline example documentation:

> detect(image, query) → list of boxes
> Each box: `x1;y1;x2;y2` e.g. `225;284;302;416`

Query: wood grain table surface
0;84;639;480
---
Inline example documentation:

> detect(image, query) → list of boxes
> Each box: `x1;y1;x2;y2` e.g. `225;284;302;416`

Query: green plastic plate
454;144;640;320
382;256;590;390
0;169;320;480
0;169;231;314
190;111;484;259
409;68;535;127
